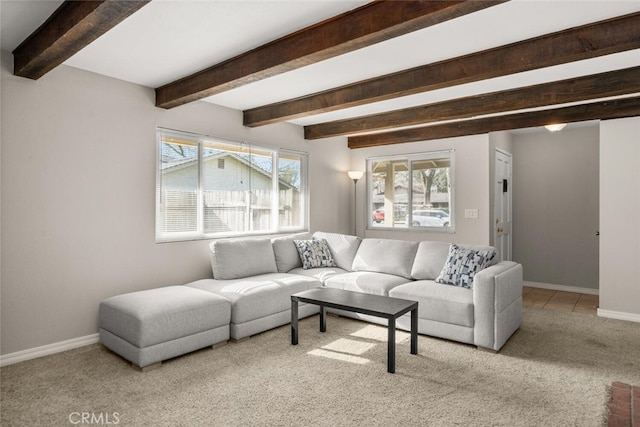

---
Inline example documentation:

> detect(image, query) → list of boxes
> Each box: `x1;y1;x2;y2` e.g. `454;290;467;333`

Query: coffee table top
292;287;417;319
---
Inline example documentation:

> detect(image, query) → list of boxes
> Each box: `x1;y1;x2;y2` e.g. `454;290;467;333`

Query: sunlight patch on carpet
307;349;370;365
321;338;376;355
349;324;388;342
350;324;411;343
306;337;378;365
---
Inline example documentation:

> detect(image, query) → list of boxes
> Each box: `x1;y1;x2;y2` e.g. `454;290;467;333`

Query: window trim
366;150;455;233
155;127;309;242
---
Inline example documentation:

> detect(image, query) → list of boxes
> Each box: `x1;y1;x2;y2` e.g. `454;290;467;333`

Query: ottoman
99;286;231;370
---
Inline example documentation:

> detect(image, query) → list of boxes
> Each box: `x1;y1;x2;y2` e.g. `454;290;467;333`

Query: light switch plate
465;209;479;219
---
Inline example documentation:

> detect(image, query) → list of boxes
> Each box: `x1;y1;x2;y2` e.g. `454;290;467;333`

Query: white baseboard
523;281;599;295
0;333;100;367
597;309;640;323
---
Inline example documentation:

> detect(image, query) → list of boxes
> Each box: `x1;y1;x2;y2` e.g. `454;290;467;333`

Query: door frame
494;148;513;262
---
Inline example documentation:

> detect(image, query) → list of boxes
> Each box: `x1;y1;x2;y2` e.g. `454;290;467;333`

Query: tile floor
523;286;599;315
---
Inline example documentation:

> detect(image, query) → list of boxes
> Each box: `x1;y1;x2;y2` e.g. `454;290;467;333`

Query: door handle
497;227;503;233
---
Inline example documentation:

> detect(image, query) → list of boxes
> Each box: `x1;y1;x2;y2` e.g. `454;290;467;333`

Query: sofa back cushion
411;240;499;280
352;238;418;279
209;239;277;279
312;232;361;271
271;232;311;272
411;241;452;280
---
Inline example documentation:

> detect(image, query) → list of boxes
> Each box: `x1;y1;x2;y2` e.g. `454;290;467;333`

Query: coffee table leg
320;305;326;332
388;318;396;374
411;307;418;355
291;298;298;345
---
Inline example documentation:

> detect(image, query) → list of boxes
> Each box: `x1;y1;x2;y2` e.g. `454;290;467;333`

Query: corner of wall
599;117;640;317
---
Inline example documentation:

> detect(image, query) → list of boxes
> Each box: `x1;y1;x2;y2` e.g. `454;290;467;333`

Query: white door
494;150;513;262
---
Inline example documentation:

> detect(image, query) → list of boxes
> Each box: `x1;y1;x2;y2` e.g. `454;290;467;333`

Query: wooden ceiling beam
245;12;640;127
305;66;640;139
155;0;506;109
13;0;150;80
347;96;640;148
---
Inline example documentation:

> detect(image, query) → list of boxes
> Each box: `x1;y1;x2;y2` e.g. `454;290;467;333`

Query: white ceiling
2;0;639;134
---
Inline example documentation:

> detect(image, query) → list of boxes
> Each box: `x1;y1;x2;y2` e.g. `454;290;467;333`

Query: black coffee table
291;287;418;373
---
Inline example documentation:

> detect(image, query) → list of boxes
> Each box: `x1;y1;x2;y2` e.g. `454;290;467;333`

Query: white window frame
366;150;455;233
156;127;308;242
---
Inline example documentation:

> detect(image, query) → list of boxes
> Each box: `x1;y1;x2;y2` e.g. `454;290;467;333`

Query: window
156;128;308;241
367;150;454;231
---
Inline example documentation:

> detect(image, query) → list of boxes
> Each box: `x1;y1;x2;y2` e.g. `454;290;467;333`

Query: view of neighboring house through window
368;150;454;231
157;128;307;241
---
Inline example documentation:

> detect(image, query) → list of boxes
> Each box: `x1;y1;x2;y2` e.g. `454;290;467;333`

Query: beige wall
349;134;492;246
599;117;640;319
0;51;350;355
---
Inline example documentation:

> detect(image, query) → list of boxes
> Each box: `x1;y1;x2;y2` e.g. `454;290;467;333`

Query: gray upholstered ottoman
99;286;231;370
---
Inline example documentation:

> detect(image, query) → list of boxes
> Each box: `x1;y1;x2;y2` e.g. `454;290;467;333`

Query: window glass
157;128;307;241
159;138;199;233
368;151;454;231
410;158;451;228
370;159;408;227
278;152;304;229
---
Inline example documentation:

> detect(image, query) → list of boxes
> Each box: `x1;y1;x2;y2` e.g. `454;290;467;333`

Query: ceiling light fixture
544;123;567;132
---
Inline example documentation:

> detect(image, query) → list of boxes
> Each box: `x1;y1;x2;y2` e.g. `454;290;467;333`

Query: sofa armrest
472;261;523;351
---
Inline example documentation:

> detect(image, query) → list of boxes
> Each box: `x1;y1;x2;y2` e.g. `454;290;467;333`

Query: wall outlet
465;209;479;219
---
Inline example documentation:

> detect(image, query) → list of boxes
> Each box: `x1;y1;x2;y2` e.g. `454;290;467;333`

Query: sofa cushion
210;239;278;280
185;274;320;324
352;238;418;280
312;232;361;271
293;239;337;269
288;266;348;283
271;232;311;272
389;280;474;328
411;241;452;280
436;244;497;288
411;241;500;280
324;271;410;296
99;286;231;348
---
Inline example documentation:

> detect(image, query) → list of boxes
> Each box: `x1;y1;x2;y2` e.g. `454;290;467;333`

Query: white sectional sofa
99;231;523;368
286;232;522;352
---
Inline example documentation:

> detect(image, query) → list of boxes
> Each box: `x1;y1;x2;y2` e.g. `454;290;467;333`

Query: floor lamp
348;171;364;235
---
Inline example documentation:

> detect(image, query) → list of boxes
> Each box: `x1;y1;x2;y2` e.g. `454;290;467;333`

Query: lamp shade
347;170;364;181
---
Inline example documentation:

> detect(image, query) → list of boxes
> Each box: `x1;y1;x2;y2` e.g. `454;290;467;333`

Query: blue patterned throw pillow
435;244;497;288
293;239;337;269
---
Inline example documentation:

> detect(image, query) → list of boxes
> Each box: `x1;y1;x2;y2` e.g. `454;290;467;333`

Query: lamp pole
347;171;364;236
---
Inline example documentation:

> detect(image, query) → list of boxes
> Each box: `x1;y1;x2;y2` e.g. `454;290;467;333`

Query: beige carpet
2;306;639;426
